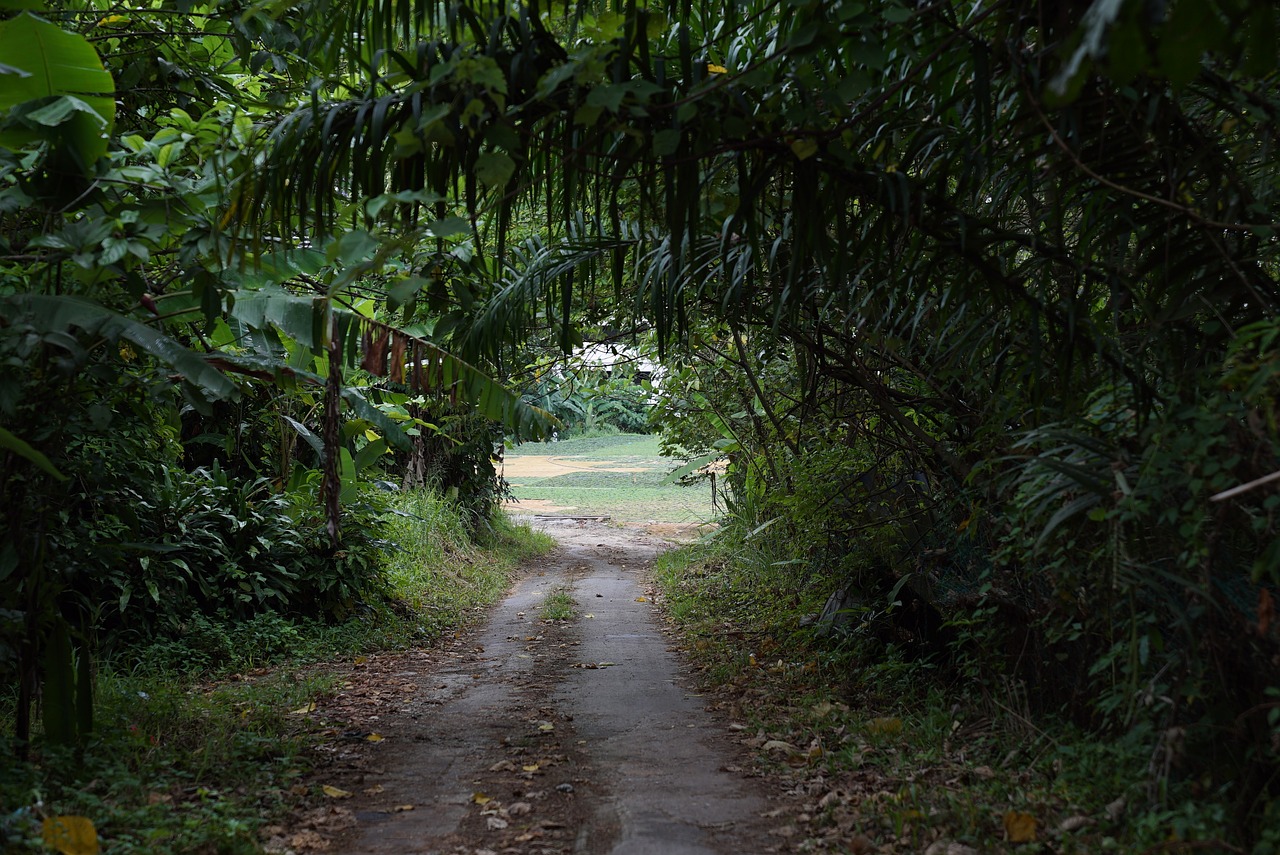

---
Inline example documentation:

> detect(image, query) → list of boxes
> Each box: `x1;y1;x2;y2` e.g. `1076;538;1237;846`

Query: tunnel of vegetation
2;0;1279;846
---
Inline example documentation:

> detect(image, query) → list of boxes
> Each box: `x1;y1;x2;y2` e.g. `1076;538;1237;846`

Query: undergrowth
0;493;552;853
653;527;1278;853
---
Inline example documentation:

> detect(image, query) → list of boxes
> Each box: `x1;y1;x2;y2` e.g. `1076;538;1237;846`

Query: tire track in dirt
322;521;783;855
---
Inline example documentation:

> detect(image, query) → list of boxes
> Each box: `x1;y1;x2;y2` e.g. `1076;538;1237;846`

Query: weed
541;587;576;621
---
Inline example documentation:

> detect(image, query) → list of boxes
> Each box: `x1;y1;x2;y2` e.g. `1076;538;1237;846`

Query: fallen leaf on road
472;792;492;805
634;597;648;602
761;739;800;755
365;733;384;742
1059;815;1094;832
486;816;509;830
523;764;541;772
42;816;97;855
508;802;532;816
866;716;903;736
1003;810;1038;842
362;785;384;795
392;805;415;812
924;842;979;855
538;722;555;732
489;760;517;772
322;785;353;799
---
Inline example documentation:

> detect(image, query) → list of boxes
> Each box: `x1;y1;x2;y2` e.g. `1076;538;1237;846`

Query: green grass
504;432;716;523
0;491;555;854
507;433;665;458
540;587;576;621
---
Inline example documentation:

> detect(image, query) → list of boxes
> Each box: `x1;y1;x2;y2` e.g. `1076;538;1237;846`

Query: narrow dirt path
324;520;785;855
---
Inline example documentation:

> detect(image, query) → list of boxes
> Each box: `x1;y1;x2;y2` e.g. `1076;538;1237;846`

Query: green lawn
502;433;717;523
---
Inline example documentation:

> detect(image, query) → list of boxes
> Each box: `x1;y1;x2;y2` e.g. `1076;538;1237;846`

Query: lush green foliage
4;0;1280;846
0;497;551;852
656;533;1280;851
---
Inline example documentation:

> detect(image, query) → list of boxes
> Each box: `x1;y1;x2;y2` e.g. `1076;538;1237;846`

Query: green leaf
475;151;516;189
353;437;387;472
0;425;68;480
652;129;682;157
340;387;413;451
386;276;427;311
0;13;116;169
790;138;819;160
426;216;470;238
1;294;238;404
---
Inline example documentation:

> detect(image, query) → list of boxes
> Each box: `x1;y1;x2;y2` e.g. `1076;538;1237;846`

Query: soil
501;456;653;480
283;521;791;855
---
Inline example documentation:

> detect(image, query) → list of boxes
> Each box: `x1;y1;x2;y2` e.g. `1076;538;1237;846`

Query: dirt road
323;520;785;855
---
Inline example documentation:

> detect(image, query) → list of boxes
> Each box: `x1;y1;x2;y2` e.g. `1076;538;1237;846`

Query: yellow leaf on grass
322;785;353;798
867;716;903;736
472;792;492;805
365;733;384;743
42;816;98;855
290;702;316;715
1003;810;1038;843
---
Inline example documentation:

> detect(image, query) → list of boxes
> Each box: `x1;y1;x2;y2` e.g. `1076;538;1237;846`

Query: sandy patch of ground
501;455;652;479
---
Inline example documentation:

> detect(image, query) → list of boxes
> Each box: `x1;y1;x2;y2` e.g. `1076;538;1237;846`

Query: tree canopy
3;0;1280;842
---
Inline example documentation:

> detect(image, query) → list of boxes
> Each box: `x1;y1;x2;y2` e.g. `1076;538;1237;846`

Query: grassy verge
652;529;1254;853
0;491;553;853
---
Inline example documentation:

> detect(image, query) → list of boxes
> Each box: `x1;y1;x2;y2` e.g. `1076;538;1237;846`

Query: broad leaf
0;13;115;169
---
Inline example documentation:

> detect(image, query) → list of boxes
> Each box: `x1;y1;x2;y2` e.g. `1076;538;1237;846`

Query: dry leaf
634;597;647;602
486;816;509;830
353;655;368;666
538;723;555;732
761;739;800;755
392;804;415;812
42;816;98;855
508;802;532;816
1059;815;1094;832
1002;810;1038;843
290;702;317;715
472;792;492;805
322;785;353;799
365;733;384;743
362;785;384;795
523;764;540;772
867;716;903;736
924;842;979;855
